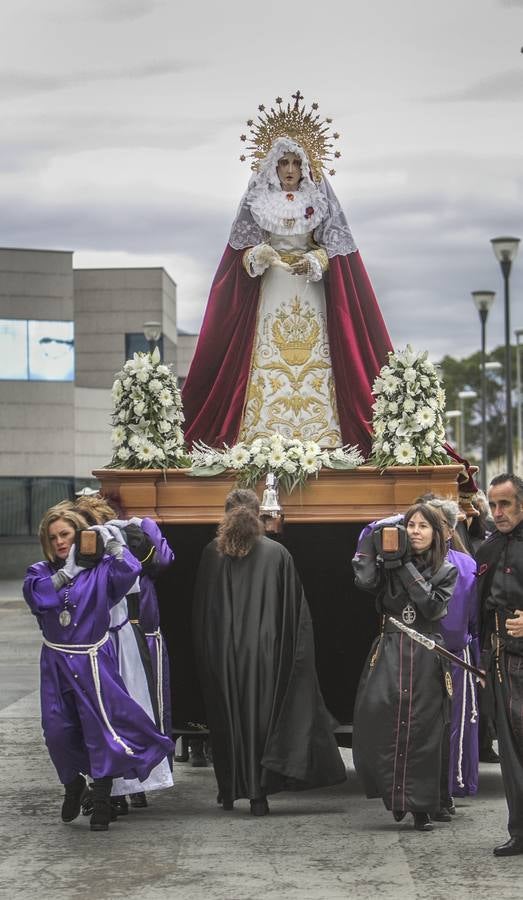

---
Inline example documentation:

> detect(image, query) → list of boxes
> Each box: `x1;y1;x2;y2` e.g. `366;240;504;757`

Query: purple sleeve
23;562;61;614
141;517;175;568
102;547;142;606
357;514;404;547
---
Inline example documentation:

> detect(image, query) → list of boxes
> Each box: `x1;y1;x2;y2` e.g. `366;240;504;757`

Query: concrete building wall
74;387;113;478
177;332;198;380
0;381;75;476
74;267;177;389
0;247;73;321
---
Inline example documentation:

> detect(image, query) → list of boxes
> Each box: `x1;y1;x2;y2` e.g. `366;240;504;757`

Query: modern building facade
0;247;197;576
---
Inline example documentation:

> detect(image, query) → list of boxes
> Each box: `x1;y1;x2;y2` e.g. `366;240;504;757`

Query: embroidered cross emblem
401;604;417;625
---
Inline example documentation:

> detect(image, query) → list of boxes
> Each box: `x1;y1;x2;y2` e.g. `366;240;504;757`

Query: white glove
89;524;113;546
104;523;126;545
248;243;280;276
106;518;129;530
62;544;87;580
128;516;143;527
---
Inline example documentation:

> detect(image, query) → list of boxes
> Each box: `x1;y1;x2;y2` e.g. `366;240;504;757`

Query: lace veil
228;137;357;257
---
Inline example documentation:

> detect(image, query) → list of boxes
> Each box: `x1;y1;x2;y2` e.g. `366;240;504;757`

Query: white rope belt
145;629;164;732
456;644;478;789
42;632;134;756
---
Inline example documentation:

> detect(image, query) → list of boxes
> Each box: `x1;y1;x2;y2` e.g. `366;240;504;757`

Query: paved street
1;579;523;900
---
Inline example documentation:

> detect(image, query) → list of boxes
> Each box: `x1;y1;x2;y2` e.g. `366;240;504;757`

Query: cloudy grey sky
1;0;522;360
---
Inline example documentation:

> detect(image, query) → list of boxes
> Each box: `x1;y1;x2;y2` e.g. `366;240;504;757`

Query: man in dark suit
476;473;523;857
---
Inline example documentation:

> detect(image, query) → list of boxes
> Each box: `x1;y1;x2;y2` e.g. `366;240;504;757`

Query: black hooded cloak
193;535;346;801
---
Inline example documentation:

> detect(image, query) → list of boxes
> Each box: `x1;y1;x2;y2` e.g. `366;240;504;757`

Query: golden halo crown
239;89;341;183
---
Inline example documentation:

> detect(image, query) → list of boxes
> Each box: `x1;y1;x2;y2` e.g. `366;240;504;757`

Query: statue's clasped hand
290;258;310;276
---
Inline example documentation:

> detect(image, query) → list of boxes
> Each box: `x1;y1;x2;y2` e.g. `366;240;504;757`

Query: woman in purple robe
74;496;175;813
23;506;175;832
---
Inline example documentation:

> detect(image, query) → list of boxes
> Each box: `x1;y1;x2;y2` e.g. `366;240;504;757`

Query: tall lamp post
491;236;520;472
143;321;162;356
472;291;496;490
457;390;478;457
516;327;523;471
445;409;462;448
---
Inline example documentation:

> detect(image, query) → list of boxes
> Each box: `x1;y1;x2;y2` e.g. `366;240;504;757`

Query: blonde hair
39;506;90;563
75;496;117;525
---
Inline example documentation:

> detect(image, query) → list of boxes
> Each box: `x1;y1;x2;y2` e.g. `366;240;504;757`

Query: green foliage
438;344;518;464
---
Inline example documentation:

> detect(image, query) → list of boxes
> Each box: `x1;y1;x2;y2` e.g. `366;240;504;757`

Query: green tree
438;345;517;465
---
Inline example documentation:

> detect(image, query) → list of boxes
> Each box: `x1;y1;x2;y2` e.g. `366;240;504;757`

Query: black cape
193;536;346;800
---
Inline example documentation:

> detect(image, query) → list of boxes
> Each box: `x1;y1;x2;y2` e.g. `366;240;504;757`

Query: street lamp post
445;409;462;448
472;291;496;490
457;390;478;457
491;236;520;472
516;327;523;471
143;321;162;356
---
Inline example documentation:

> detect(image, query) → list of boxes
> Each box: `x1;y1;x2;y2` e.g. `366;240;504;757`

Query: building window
0;319;74;381
125;333;164;360
0;478;99;536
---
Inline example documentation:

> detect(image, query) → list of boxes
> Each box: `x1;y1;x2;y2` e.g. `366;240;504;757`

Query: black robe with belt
477;522;523;838
352;532;457;815
193;536;346;801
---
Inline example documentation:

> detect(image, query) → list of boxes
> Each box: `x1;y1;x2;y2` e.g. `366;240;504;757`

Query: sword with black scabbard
388;616;486;681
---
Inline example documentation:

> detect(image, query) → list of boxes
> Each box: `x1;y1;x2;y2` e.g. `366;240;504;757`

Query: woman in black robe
193;489;346;815
352;503;457;832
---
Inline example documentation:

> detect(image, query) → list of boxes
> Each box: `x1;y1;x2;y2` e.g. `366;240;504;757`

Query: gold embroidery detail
240;295;341;446
445;670;453;698
272;297;319;366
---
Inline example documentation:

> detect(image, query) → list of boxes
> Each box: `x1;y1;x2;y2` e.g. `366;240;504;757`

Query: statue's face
277;153;302;191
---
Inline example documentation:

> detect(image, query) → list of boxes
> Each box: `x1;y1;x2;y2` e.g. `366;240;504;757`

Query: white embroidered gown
239;231;342;447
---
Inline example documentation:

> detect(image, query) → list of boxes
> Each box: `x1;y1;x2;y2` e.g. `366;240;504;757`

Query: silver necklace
59;585;72;627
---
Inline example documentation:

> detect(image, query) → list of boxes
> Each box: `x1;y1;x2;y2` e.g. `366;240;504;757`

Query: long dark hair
216;489;262;558
403;503;447;575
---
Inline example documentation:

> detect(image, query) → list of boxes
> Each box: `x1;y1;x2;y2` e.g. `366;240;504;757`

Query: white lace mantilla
248;183;327;236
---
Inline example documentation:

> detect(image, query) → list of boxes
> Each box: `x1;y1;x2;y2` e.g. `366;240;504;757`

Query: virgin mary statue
182;92;392;457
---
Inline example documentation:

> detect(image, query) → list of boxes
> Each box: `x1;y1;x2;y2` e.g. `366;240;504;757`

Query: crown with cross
239;90;341;183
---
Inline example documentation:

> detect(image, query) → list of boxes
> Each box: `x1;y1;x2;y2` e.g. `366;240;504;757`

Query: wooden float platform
92;464;464;524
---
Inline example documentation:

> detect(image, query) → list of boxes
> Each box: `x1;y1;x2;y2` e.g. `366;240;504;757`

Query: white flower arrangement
189;435;364;493
108;348;190;470
371;345;449;467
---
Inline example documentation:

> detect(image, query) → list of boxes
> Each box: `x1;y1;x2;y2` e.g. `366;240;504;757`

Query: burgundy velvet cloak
182;244;392;457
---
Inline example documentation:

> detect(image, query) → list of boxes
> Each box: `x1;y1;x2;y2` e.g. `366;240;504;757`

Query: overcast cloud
0;0;522;363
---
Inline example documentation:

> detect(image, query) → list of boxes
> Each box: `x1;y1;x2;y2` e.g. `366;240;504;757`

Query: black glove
123;523;156;572
372;524;410;569
74;529;105;569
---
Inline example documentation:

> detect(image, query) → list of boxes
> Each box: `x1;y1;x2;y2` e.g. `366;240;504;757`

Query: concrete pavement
1;580;522;900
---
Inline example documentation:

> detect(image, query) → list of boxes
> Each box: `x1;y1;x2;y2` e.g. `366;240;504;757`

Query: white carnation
394;442;416;464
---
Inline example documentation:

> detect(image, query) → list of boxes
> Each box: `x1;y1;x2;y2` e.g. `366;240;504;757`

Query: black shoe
493;837;523;857
432;807;452;823
216;792;234;810
130;792;148;809
190;749;208;768
111;795;129;816
392;809;406;822
81;787;93;817
448;800;456;816
90;777;113;832
413;813;433;832
480;747;500;764
61;774;88;823
250;797;269;816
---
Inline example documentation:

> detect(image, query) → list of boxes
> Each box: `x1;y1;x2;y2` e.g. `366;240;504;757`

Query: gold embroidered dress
239;230;341;446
